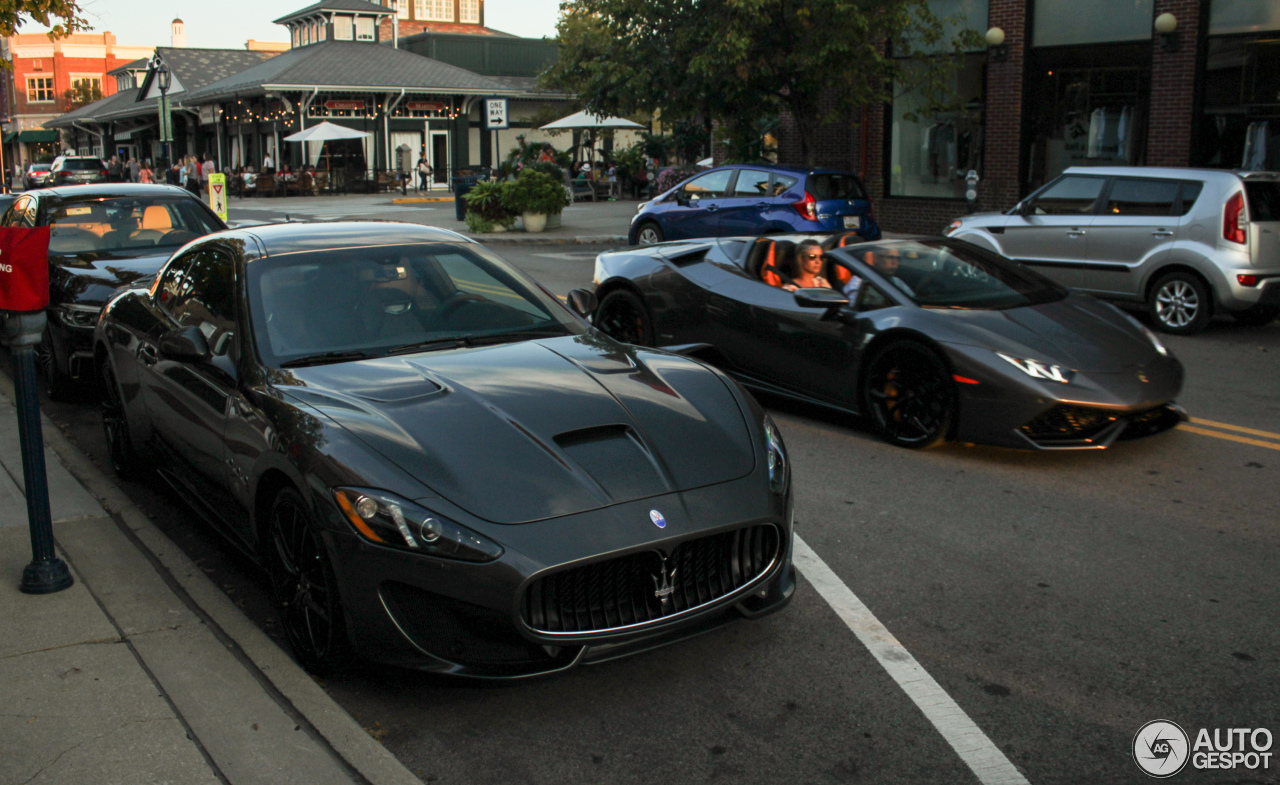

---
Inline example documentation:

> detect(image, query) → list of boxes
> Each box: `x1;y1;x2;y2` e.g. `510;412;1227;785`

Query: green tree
0;0;90;69
544;0;982;165
62;79;102;111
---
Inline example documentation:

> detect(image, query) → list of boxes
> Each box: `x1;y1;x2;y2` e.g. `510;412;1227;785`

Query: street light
154;57;173;165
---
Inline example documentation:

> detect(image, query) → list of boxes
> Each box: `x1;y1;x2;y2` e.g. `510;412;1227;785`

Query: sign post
208;172;227;221
0;226;72;595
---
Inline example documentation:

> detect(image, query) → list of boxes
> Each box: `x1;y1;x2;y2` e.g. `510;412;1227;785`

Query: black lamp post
155;58;173;164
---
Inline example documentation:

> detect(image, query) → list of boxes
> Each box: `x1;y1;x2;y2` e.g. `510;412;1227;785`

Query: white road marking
793;535;1031;785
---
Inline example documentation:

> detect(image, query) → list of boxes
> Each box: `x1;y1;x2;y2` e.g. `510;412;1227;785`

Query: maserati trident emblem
651;555;678;609
649;509;666;528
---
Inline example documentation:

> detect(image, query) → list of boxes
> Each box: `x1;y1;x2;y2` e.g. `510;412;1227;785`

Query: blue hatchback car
628;164;881;245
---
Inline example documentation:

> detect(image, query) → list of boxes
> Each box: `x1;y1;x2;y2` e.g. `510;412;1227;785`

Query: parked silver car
945;167;1280;334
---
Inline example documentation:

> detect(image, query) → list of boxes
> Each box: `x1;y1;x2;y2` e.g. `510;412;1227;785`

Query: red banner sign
324;100;366;111
406;101;445;112
0;226;51;313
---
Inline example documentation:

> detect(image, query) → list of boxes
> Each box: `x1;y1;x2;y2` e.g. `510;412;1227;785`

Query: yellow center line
1179;424;1280;452
1189;417;1280;442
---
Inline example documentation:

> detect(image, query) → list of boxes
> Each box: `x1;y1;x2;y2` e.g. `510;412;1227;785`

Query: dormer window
334;15;353;39
355;16;375;40
396;0;407;19
317;20;326;40
423;0;452;21
460;0;479;23
292;27;300;46
302;25;310;44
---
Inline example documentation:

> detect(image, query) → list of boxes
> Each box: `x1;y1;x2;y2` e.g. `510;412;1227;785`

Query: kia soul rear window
1245;182;1280;222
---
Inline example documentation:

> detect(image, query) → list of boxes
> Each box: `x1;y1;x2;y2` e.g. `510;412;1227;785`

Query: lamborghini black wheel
99;360;148;480
862;341;954;449
594;289;653;346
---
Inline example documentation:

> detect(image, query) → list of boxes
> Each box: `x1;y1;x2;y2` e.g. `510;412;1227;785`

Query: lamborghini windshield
247;241;583;367
844;240;1068;310
46;196;223;257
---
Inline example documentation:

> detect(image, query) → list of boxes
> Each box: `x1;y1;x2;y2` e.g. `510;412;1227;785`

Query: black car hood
279;335;755;524
52;249;172;306
938;294;1158;372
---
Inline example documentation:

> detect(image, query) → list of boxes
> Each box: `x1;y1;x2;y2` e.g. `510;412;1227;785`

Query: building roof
46;88;142;128
273;0;391;24
108;58;152;77
179;40;518;103
144;47;280;97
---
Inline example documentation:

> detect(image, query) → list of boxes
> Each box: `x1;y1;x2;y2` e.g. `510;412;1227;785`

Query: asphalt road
13;241;1279;785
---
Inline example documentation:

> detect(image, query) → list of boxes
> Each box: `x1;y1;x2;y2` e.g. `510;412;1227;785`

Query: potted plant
462;180;516;233
501;169;565;233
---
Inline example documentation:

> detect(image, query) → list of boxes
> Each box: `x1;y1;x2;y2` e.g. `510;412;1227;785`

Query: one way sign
209;173;228;221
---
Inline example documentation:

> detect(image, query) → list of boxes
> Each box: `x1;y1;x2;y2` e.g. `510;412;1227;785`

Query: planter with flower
461;180;516;233
501;169;565;234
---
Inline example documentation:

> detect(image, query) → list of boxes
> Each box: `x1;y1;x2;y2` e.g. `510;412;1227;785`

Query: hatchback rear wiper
280;350;375;368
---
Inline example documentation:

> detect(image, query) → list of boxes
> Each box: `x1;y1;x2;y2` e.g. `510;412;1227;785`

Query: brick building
776;0;1280;234
1;32;153;167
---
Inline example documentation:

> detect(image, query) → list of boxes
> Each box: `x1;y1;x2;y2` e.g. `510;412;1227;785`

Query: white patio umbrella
539;110;646;131
541;111;646;173
282;121;372;142
282;121;372;184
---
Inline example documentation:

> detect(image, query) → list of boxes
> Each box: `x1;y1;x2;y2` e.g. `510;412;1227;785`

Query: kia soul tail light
1224;191;1247;245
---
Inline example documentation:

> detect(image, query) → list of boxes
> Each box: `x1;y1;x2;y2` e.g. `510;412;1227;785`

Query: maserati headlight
52;303;101;330
1139;325;1169;357
764;416;789;495
333;487;502;562
996;352;1073;383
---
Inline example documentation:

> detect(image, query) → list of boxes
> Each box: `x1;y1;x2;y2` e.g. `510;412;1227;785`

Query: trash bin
452;170;489;221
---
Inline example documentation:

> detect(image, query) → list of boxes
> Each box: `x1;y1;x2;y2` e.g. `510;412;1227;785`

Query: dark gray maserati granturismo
93;222;794;676
591;232;1186;450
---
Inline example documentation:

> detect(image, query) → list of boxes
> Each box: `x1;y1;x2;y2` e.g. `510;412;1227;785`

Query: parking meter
0;225;73;594
965;170;980;215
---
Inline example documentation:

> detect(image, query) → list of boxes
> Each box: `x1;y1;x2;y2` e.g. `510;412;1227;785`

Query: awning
17;130;59;143
2;132;17;143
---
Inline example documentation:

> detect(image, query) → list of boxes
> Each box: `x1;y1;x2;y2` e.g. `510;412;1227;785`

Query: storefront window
1209;0;1280;35
889;54;985;199
1024;43;1150;191
1197;36;1280;170
1033;0;1153;47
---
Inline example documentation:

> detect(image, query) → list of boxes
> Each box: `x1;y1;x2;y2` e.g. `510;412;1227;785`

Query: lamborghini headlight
333;487;502;562
52;303;101;330
996;352;1074;384
1139;324;1170;357
764;416;789;495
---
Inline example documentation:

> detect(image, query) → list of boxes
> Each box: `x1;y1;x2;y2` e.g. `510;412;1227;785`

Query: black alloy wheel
268;487;349;674
1148;271;1211;335
635;221;664;246
594;289;653;346
861;341;955;449
37;330;74;401
1230;304;1280;327
99;360;147;480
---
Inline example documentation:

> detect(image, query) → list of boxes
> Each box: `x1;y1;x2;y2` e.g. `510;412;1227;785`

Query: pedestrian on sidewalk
128;157;140;183
138;161;154;184
416;157;431;192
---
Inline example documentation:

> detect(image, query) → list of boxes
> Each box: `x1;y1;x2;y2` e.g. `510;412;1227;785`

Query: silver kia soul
944;167;1280;334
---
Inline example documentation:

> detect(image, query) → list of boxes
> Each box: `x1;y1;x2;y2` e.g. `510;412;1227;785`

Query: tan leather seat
130;205;174;245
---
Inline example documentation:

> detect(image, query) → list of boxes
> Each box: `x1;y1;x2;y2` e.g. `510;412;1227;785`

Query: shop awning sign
324;100;366;111
406;101;445;112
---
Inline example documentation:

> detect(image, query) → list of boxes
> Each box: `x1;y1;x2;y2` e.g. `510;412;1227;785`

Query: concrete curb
463;233;627;245
391;196;455;204
0;371;422;785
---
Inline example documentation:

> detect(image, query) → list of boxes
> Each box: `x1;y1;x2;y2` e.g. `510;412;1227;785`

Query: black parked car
0;184;226;398
94;221;794;676
592;233;1186;450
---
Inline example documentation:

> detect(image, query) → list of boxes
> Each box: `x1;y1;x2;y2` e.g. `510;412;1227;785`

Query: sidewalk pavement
0;373;422;785
227;191;640;245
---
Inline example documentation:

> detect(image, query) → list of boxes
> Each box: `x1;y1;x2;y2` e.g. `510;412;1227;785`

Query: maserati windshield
248;242;582;367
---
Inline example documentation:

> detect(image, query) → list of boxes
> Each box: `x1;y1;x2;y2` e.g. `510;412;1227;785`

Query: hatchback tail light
791;191;818;222
99;170;109;177
1237;274;1258;287
1224;191;1247;244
